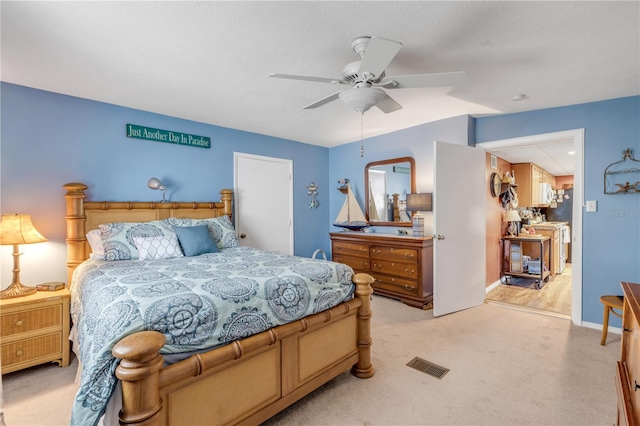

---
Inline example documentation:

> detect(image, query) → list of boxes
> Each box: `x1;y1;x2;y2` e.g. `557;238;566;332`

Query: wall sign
126;124;210;149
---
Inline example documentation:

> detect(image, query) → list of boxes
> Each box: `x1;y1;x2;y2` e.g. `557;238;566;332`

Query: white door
433;141;486;317
234;153;293;254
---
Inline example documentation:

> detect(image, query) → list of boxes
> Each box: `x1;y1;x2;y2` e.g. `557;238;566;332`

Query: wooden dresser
330;232;433;309
617;281;640;426
0;288;70;374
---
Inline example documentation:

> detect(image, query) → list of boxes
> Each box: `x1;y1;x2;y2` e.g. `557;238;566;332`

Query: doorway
477;129;584;325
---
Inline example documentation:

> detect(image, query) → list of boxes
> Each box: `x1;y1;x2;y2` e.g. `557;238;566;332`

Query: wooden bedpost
64;183;88;287
112;331;166;425
351;272;375;379
219;189;233;219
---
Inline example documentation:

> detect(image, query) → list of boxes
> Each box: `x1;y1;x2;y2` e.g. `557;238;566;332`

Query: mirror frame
364;156;416;227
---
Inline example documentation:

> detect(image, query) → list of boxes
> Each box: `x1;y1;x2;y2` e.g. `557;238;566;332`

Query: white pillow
133;234;184;260
86;229;104;256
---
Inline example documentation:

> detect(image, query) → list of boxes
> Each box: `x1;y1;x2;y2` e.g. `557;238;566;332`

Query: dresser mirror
365;157;416;227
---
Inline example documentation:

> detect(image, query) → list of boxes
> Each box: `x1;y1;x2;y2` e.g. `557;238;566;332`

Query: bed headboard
63;182;233;287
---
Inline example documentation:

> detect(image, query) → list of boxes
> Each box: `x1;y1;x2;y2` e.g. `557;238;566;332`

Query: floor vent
406;357;449;379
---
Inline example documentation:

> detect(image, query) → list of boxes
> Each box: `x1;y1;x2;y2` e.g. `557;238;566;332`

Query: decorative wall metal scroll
604;148;640;194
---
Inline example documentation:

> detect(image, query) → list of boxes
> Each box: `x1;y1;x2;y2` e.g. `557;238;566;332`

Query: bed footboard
112;272;374;425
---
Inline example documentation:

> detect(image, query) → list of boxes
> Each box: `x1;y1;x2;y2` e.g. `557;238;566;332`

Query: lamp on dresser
406;193;432;237
0;214;48;299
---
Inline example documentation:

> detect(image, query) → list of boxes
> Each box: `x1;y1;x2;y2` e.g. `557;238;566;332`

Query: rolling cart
501;235;552;289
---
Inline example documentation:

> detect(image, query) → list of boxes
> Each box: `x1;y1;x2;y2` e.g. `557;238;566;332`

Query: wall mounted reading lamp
148;177;167;203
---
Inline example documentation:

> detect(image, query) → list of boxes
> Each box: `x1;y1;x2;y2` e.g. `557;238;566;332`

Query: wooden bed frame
63;182;374;425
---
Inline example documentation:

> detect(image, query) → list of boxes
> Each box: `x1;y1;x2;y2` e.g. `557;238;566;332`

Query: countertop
527;221;568;230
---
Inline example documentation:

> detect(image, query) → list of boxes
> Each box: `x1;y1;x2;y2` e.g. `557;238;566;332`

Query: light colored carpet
2;295;620;425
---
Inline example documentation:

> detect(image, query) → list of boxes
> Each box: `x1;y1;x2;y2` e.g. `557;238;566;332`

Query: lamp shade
503;210;521;223
406;193;432;212
0;214;47;245
147;178;165;191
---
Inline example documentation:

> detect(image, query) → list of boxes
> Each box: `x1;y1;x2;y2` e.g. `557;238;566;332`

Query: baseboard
486;279;502;293
581;320;622;335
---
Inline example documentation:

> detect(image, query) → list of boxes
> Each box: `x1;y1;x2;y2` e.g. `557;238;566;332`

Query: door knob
434;235;445;240
240;233;247;238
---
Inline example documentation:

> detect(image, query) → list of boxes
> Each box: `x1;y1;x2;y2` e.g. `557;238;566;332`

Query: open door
433;141;486;317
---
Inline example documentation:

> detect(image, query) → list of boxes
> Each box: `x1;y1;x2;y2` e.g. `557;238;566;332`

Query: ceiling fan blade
357;36;403;80
268;73;347;85
380;71;467;89
303;91;342;109
375;92;403;114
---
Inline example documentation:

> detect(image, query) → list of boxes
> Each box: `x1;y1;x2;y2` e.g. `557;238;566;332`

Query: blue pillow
173;225;219;257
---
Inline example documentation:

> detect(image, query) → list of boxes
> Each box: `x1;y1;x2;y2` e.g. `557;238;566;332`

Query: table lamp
0;214;48;299
406;193;432;237
503;209;521;236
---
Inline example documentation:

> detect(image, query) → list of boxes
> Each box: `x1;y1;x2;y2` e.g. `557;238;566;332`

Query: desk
501;235;552;289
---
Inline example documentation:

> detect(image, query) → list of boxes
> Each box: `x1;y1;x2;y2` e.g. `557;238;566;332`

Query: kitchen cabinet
616;281;640;425
538;228;560;275
511;163;555;208
331;232;433;309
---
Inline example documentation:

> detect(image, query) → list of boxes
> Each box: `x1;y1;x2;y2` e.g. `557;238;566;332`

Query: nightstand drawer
1;332;62;367
370;246;418;263
332;254;370;272
1;305;63;337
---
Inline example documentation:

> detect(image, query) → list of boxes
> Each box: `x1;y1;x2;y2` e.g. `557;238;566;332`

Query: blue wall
0;82;331;284
476;96;640;325
329;115;471;237
3;80;638;327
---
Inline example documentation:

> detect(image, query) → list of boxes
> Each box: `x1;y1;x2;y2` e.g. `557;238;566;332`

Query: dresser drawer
370;246;418;263
371;274;419;297
331;254;370;272
1;305;63;337
371;260;418;279
1;332;63;368
332;242;369;258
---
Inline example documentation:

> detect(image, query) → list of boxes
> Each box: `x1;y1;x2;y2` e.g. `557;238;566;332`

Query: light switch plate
586;200;597;212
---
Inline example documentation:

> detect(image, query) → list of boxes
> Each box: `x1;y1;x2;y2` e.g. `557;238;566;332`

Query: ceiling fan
269;36;467;114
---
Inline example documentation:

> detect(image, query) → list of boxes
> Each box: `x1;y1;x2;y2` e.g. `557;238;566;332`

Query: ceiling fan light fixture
339;87;386;112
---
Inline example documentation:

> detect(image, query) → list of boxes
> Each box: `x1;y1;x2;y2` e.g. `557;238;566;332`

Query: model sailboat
334;183;369;231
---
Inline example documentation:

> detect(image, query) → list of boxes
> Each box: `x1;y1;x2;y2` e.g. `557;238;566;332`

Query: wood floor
485;263;572;317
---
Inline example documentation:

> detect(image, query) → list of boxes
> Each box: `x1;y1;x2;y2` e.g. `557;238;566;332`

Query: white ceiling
2;1;639;175
483;140;576;176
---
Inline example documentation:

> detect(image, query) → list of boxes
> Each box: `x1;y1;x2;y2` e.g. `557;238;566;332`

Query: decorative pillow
99;220;175;261
163;216;239;250
195;216;240;249
86;229;104;256
173;225;219;257
133;234;184;260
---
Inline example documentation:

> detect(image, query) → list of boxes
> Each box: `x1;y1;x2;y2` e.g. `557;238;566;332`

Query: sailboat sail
334;183;369;230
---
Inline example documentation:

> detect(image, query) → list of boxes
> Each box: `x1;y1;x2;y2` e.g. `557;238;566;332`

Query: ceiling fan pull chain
360;111;364;157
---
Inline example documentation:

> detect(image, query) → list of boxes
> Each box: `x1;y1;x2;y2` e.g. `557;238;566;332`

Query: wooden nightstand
0;288;70;374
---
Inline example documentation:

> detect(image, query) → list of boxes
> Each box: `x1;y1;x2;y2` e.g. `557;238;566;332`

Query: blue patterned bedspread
69;246;355;426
